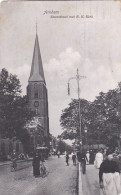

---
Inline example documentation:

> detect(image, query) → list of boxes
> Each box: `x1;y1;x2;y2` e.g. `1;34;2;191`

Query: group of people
65;152;77;166
74;148;121;195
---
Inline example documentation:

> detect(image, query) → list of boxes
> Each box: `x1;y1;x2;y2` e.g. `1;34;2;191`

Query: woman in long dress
99;154;121;195
86;151;89;165
95;150;103;169
32;153;40;177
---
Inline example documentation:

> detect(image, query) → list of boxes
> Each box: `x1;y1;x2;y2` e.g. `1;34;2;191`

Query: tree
60;82;121;148
0;68;34;151
57;139;73;154
60;99;90;139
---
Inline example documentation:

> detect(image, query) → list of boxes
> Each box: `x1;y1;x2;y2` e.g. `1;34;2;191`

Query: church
26;31;49;150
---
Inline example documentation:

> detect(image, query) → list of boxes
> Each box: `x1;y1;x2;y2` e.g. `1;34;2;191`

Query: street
0;156;77;195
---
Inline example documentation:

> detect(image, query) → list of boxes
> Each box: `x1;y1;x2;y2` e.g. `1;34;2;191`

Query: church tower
27;32;49;138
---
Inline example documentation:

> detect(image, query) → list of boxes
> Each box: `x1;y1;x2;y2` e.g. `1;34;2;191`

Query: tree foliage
0;68;34;151
56;138;73;154
60;82;121;147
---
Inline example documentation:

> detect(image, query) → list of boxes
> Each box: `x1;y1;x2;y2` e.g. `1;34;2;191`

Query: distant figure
86;151;89;165
72;153;76;165
103;149;107;161
11;150;17;160
99;154;121;195
32;153;40;177
66;153;69;166
94;150;103;169
57;151;60;158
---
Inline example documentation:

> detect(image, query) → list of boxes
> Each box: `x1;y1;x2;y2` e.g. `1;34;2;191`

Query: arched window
34;83;38;98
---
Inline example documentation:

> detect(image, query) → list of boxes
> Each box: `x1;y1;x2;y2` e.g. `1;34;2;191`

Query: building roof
29;33;45;83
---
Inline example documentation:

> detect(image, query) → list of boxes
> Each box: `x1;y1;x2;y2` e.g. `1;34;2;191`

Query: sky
0;1;121;138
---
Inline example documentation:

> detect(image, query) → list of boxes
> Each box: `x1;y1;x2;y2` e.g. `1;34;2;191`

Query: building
0;138;23;160
26;31;49;148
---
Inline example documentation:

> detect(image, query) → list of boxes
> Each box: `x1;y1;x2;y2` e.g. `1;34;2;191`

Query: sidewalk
80;164;121;195
79;164;101;195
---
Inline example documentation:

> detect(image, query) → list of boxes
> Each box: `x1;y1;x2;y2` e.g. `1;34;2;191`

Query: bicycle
40;162;46;177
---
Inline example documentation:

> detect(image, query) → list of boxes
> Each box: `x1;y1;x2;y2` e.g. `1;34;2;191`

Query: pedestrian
57;151;60;158
80;150;88;174
94;149;103;169
103;149;107;161
106;147;112;156
66;153;69;166
32;153;40;177
89;150;95;164
72;153;76;165
99;154;121;195
86;151;89;165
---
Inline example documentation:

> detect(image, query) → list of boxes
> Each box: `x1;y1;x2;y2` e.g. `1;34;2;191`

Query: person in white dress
99;154;121;195
86;151;89;165
94;150;103;169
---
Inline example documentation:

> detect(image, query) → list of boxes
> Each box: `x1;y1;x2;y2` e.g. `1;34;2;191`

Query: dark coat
32;156;40;176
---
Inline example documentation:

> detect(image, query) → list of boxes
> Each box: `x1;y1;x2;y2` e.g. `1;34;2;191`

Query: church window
34;83;39;98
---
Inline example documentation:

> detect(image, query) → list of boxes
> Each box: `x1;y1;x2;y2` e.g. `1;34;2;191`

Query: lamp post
68;69;86;152
84;126;88;150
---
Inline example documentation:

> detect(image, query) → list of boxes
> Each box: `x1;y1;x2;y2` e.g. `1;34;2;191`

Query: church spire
36;21;37;34
29;32;45;83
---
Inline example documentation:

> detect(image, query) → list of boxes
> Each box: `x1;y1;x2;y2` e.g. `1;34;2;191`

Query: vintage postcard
0;1;121;195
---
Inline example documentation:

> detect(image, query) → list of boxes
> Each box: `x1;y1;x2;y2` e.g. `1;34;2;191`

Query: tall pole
68;69;86;152
76;69;81;148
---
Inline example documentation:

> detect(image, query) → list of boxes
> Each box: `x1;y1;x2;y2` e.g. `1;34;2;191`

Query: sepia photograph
0;1;121;194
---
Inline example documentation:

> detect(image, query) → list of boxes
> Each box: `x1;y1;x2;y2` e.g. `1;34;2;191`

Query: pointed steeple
29;32;45;83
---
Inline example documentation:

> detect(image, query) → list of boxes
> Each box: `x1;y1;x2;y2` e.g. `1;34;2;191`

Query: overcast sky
0;1;121;138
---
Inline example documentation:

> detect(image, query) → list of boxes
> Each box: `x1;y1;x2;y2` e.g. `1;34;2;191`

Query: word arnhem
43;10;59;15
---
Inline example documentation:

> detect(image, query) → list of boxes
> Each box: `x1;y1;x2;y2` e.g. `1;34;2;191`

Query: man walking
72;153;76;165
80;150;88;174
66;153;69;166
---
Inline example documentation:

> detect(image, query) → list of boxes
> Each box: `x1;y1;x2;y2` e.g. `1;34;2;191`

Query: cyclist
80;150;88;174
11;150;17;171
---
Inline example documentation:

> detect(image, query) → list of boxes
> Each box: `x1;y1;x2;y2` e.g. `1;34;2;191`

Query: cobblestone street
0;156;77;195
